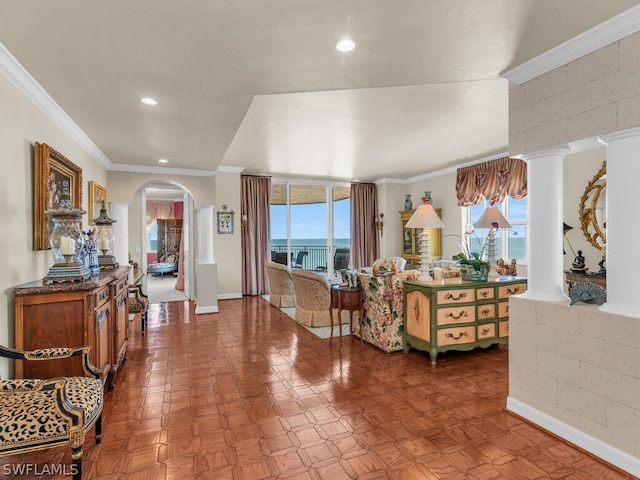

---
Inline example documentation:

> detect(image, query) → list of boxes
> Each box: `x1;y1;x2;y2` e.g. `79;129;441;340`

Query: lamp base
98;255;119;269
43;264;91;284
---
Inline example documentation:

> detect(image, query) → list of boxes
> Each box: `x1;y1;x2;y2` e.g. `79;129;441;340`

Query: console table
564;270;606;289
14;266;130;389
403;276;527;366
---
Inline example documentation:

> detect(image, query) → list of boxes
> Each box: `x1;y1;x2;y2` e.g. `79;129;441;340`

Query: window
148;222;158;252
467;197;527;263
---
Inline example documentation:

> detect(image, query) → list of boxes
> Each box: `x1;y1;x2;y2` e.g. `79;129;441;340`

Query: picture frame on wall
33;142;83;250
89;181;108;225
216;204;234;234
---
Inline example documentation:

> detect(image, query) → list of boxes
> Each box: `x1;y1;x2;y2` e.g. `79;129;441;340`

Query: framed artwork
216;204;235;234
33;142;83;250
89;181;108;225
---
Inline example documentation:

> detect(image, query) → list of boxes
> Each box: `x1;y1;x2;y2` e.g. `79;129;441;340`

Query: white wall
0;74;107;379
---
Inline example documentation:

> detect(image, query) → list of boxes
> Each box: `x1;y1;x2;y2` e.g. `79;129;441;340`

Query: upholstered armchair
265;261;296;308
291;269;333;327
128;260;149;334
372;256;407;273
358;270;419;352
0;345;104;480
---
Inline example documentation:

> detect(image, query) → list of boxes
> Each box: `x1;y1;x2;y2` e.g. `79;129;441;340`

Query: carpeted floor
146;275;188;303
263;296;354;340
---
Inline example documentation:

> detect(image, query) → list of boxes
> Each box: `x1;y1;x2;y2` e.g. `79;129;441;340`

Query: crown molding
502;4;640;85
109;163;214;177
216;165;245;174
0;41;112;168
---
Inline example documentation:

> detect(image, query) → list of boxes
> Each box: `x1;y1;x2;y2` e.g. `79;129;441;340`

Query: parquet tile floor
2;297;634;479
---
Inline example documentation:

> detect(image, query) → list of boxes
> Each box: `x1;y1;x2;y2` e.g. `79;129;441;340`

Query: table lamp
92;201;119;269
405;201;445;281
474;206;511;278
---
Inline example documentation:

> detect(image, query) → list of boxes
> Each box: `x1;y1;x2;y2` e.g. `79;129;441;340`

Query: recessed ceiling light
141;97;157;105
336;39;355;52
158;158;168;164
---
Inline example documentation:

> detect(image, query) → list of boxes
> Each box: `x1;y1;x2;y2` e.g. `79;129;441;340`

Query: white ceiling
0;1;638;182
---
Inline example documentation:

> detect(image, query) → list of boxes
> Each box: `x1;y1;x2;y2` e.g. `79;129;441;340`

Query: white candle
98;238;109;251
433;267;443;280
60;236;75;255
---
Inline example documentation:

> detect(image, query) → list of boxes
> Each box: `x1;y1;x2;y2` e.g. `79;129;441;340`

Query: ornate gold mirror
579;160;606;251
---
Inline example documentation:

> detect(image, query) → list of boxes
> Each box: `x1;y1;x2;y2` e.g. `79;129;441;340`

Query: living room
0;3;639;478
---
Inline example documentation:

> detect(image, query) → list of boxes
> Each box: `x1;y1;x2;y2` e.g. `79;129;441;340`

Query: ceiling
0;1;637;182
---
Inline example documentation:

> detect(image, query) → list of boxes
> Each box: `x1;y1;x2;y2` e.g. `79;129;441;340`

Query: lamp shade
563;222;573;234
405;203;444;229
474;207;511;229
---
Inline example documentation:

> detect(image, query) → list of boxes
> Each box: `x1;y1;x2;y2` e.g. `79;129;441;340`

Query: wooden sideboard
403;276;527;366
14;266;130;389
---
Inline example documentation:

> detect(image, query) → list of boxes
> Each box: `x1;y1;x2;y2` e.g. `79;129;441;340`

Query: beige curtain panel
456;157;527;206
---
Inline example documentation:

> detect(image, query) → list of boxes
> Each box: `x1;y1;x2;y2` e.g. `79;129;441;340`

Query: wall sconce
375;213;384;237
241;213;248;228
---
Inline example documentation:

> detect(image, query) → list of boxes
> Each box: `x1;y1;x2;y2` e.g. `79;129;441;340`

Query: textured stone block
605;398;640;437
567;43;618;89
566;103;617;143
618;94;640;130
582;363;634;407
581;416;634;455
509;82;526;111
619;31;640;70
605;342;639;378
546;83;591;123
526;66;568;106
539;350;580;386
591;62;640;109
526;118;567;153
557;379;605;424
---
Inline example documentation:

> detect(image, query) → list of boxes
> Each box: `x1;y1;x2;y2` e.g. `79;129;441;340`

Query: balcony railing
270;246;350;271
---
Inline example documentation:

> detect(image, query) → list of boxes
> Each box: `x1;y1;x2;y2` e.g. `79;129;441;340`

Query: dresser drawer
477;303;496;321
498;283;526;299
477;322;496;340
437;326;475;346
476;287;494;301
437;305;475;326
499;320;509;337
95;285;110;308
437;288;475;305
498;300;510;318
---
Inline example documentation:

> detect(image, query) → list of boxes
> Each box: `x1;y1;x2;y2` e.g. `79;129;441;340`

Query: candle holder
92;201;118;269
43;181;91;283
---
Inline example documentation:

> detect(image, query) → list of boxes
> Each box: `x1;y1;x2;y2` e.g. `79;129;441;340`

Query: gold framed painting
89;181;108;225
33;142;83;250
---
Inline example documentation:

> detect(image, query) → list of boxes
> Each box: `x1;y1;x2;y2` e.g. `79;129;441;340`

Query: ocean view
271;238;350;248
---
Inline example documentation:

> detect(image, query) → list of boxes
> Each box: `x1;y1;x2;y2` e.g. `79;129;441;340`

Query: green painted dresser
403;277;527;366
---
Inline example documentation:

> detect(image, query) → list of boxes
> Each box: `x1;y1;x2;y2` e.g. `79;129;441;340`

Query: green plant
445;232;490;269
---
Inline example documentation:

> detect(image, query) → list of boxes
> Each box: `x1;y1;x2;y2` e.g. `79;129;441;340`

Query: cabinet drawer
477;304;496;320
437;326;475;346
498;300;509;318
437;288;475;305
499;320;509;337
95;285;110;308
477;322;496;340
476;287;494;301
437;305;475;326
498;283;526;299
113;276;128;297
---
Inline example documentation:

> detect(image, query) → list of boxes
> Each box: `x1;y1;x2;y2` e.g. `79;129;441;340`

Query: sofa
357;270;419;352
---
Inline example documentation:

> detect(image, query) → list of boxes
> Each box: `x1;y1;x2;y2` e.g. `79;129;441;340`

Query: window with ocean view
468;197;527;263
270;183;350;273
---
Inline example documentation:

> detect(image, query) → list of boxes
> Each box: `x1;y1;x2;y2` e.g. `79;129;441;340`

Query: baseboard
217;293;242;300
506;397;640;478
195;305;218;314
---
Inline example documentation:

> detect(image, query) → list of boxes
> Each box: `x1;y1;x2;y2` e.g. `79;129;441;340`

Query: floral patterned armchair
357;270;419;352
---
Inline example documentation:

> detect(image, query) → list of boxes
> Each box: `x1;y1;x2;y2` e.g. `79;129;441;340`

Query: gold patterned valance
456;157;527;206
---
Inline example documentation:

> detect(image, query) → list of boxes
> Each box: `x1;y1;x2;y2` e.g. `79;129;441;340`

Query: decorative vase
458;262;489;282
423;191;433;204
404;194;412;210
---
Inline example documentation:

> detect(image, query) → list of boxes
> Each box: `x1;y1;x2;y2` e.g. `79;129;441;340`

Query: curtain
242;175;271;295
350;183;379;269
456;157;527;206
146;201;175;226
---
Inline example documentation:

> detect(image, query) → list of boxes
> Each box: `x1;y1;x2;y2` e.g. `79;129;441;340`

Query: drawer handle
445;331;468;340
480;291;490;298
445;292;467;301
481;327;490;336
507;286;521;295
481;308;491;316
445;311;467;320
413;298;421;323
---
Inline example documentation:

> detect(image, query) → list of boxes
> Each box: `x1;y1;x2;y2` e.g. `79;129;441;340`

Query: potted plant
447;231;491;282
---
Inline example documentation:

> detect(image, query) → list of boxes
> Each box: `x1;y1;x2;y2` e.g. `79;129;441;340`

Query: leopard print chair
0;345;104;480
128;260;149;334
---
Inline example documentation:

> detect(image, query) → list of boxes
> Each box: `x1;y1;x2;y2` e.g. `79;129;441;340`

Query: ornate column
109;202;129;270
599;127;640;317
521;147;570;302
195;205;218;314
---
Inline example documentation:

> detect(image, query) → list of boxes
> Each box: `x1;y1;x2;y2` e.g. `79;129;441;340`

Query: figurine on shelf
507;258;517;276
571;250;587;272
495;258;507;275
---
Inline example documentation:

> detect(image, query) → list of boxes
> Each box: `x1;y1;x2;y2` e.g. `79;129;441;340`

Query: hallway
4;297;631;479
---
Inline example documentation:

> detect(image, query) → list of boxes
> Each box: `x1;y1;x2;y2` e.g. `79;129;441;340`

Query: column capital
196;204;214;212
521;146;571;162
598;126;640;145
